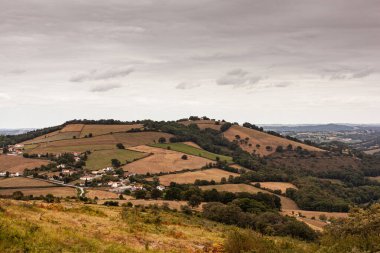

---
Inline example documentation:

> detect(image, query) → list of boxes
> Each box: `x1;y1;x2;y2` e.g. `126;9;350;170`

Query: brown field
0;155;50;173
80;124;143;137
0;177;77;197
26;131;167;154
224;125;323;156
368;176;380;182
156;169;239;186
364;148;380;155
22;131;81;145
282;209;348;220
60;124;85;132
200;184;299;210
253;182;298;193
182;141;202;149
123;145;212;174
86;189;120;199
180;120;222;131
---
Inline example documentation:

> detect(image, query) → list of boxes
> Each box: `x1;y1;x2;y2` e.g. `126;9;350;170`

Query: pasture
156;169;239;186
123;145;212;174
0;177;76;197
224;125;323;156
85;149;148;170
252;182;298;193
79;124;143;137
150;142;233;163
179;120;222;131
0;155;50;173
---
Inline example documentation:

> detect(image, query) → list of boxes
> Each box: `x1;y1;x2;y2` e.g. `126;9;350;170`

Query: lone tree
181;154;188;160
111;159;121;168
188;194;202;208
116;143;125;149
158;137;166;143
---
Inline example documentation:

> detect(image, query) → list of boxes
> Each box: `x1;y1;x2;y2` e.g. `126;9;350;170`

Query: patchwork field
79;124;143;137
150;142;233;163
253;182;298;193
224;125;323;156
156;169;239;186
60;124;85;132
179;120;222;131
0;155;50;173
85;149;149;170
123;145;212;174
22;131;80;145
25;132;172;155
0;177;76;197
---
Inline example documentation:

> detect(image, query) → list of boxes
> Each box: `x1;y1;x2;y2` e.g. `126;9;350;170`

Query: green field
85;149;149;170
150;143;233;163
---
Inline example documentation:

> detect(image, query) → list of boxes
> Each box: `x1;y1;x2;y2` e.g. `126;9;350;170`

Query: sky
0;0;379;128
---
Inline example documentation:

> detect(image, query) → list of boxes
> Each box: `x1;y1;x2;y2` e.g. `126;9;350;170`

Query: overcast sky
0;0;379;128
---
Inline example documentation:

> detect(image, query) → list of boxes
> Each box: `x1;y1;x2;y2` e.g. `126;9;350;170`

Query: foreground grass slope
0;200;316;253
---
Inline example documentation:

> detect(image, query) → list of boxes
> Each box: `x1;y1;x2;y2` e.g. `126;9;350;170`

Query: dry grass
86;189;120;199
182;141;202;149
0;155;50;173
224;125;323;156
180;120;222;131
61;124;85;132
123;145;212;174
156;169;239;186
113;132;174;147
253;182;298;193
364;148;380;155
0;177;76;197
22;131;81;145
80;124;143;137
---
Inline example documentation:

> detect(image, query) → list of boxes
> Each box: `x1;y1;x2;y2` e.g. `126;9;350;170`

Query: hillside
223;125;323;156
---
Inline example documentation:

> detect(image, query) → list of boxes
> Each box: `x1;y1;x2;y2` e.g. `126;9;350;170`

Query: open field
80;124;143;137
253;182;298;193
0;155;50;173
22;131;81;145
224;125;323;156
182;141;202;149
60;124;85;132
364;148;380;155
150;142;233;163
179;120;222;131
85;149;148;170
0;177;77;197
123;145;212;174
26;132;167;154
86;189;120;199
156;169;239;186
368;176;380;182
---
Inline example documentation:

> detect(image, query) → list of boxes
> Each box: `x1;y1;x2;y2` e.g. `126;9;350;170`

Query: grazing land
60;124;85;132
22;131;81;145
123;145;212;174
156;169;239;186
24;132;172;155
85;149;149;170
150;142;233;163
0;155;50;173
182;141;202;149
179;119;222;131
0;177;76;197
79;124;143;137
224;125;323;156
85;189;120;199
253;182;298;193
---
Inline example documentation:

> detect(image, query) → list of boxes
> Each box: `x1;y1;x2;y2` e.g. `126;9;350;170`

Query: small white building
156;185;165;191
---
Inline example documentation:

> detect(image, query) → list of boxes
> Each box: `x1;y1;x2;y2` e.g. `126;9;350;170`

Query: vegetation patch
85;149;148;170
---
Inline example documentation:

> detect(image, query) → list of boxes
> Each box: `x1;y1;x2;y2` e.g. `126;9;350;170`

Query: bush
224;229;274;253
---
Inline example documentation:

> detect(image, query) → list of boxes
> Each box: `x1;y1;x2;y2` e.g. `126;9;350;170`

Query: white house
156;185;165;191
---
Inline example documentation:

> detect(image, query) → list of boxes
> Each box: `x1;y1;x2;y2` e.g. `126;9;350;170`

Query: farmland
150;142;233;163
85;149;148;170
25;132;173;155
0;155;50;173
79;124;143;137
123;145;212;174
0;177;77;197
179;119;222;131
253;182;298;193
224;125;323;156
156;169;239;186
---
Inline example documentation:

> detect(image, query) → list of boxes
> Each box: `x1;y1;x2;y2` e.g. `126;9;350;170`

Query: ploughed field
0;155;50;173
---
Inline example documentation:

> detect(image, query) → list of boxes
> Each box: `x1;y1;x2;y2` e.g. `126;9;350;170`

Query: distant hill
0;129;35;136
260;124;356;132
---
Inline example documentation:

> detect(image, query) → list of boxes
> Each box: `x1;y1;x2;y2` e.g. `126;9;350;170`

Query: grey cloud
176;82;201;90
70;67;134;82
90;83;122;92
323;66;375;80
217;68;261;87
